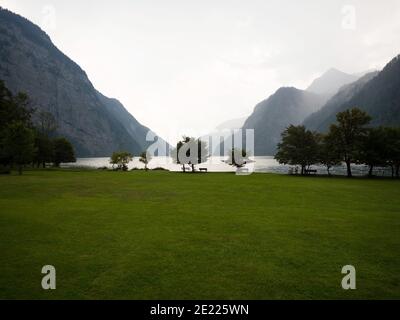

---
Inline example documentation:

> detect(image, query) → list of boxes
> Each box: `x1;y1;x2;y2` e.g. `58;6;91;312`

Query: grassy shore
0;169;399;299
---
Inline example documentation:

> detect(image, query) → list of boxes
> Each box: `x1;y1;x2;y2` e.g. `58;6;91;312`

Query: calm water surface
62;156;391;176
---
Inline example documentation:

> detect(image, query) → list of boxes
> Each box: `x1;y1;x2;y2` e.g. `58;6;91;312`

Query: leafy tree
275;125;320;175
0;81;33;131
53;138;76;167
384;127;400;178
318;133;342;176
38;111;57;137
2;121;35;174
33;132;54;168
326;108;371;177
171;136;209;172
110;151;133;171
0;81;34;169
33;111;57;168
139;151;152;171
357;127;388;176
225;148;250;168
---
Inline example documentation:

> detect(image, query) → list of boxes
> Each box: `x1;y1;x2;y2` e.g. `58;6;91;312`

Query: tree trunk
191;163;195;173
346;160;352;178
182;164;185;173
18;165;22;175
368;165;374;177
42;161;46;169
396;164;400;178
327;166;331;176
301;165;305;176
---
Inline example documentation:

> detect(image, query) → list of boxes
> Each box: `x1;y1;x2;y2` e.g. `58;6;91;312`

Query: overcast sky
2;0;400;142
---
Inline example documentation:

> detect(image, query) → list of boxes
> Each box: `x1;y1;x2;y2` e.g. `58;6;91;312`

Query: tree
0;81;33;131
384;127;400;178
33;131;54;168
318;133;342;176
110;151;133;171
275;125;320;175
225;148;251;168
357;127;388;176
139;151;152;171
0;81;34;170
53;138;76;167
326;108;371;177
2;121;35;174
34;111;57;168
38;111;57;137
171;136;209;172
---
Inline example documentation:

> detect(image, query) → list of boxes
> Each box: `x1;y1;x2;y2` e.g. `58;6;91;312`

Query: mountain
306;68;358;99
215;117;246;130
0;8;165;157
242;87;326;155
303;71;379;131
304;54;400;132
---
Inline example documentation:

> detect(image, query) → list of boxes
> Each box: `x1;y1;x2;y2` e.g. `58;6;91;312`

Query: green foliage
0;80;35;173
326;108;371;177
0;80;33;132
318;133;342;175
383;127;400;177
139;151;152;171
277;108;400;178
2;121;35;174
33;132;54;168
0;80;76;170
356;127;388;176
53;138;76;167
110;151;133;171
275;125;320;175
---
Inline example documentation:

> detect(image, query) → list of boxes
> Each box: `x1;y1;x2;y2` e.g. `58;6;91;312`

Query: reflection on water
62;156;392;177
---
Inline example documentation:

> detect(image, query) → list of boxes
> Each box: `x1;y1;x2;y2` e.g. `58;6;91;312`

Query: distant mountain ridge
303;71;379;131
242;87;326;155
304;55;400;131
306;68;359;98
0;8;165;157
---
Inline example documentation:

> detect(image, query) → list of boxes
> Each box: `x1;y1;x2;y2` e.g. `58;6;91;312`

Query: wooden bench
305;169;317;175
199;168;208;173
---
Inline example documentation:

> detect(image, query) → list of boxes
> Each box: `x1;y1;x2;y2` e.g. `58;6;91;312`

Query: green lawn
0;169;399;299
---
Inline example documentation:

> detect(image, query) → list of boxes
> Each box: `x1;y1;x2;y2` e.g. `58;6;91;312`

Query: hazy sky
2;0;400;142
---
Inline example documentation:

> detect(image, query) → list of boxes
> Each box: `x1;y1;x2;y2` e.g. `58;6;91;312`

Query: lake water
62;156;392;177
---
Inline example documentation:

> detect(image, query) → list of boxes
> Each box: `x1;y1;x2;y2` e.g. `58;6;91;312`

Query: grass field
0;169;399;299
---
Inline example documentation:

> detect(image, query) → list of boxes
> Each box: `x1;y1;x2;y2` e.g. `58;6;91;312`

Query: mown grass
0;169;399;299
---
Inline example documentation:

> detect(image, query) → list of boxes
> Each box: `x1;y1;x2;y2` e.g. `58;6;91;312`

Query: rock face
0;8;165;157
242;87;325;155
303;54;400;132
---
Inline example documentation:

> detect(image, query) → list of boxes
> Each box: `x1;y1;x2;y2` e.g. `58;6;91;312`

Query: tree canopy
275;125;320;175
110;151;133;171
171;137;209;172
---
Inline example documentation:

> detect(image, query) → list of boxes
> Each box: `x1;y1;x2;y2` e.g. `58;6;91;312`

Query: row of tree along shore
0;81;76;174
2;78;399;178
275;108;400;178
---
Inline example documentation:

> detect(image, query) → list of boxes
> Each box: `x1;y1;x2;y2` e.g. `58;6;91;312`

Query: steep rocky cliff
0;8;164;157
